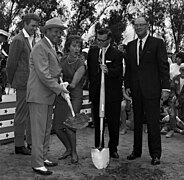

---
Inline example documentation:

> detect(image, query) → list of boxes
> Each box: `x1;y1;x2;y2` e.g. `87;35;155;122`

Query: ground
0;126;184;180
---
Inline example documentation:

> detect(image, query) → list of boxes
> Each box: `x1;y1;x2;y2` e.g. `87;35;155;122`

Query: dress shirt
137;33;149;65
170;63;180;80
99;43;110;63
22;28;34;49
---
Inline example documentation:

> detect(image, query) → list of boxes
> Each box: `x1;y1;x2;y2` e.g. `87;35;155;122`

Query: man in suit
26;17;69;175
87;28;123;158
7;13;40;155
124;16;170;165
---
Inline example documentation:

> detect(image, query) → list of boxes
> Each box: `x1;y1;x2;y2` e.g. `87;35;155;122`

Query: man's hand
100;64;108;74
60;82;69;93
125;88;131;97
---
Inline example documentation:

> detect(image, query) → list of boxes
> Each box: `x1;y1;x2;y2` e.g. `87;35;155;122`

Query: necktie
32;38;36;48
98;49;102;63
139;39;143;58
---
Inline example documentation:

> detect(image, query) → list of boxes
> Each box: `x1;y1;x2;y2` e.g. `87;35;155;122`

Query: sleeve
157;39;170;90
124;43;131;89
6;38;23;84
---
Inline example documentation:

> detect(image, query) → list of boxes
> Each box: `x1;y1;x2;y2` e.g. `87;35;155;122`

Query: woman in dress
53;35;86;163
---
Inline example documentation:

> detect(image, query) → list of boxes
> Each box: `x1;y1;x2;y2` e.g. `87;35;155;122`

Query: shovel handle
99;48;105;118
59;77;75;117
65;97;75;117
99;48;105;148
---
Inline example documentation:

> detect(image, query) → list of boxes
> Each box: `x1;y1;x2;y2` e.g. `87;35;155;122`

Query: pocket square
106;60;112;63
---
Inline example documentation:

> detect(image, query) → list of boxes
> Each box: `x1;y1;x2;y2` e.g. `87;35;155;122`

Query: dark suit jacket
124;36;170;99
87;45;123;103
7;31;32;90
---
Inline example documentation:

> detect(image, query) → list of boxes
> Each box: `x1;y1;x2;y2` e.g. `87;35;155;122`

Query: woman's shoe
166;130;174;138
160;127;168;135
58;152;71;160
71;154;78;164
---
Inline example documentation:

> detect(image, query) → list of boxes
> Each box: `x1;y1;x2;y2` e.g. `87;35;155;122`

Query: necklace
67;55;78;64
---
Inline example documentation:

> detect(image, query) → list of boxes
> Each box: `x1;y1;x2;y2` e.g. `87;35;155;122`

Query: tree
68;0;117;36
102;0;131;45
165;0;184;52
130;0;184;52
0;0;69;34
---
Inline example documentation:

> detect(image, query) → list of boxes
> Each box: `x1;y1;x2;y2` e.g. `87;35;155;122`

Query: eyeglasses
97;38;109;43
134;24;147;28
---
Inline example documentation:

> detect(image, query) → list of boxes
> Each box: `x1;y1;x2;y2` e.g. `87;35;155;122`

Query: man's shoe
15;146;31;155
151;157;160;165
110;152;119;159
166;130;174;138
27;144;32;151
127;151;141;160
32;167;52;176
44;160;58;167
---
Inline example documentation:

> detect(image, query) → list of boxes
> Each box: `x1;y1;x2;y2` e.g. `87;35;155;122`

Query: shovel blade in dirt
91;148;109;169
64;112;89;130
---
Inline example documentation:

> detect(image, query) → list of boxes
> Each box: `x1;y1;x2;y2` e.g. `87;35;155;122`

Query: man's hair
23;13;40;25
133;15;149;25
97;28;112;39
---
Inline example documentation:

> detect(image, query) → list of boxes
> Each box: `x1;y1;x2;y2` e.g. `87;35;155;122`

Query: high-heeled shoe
71;155;78;164
58;152;71;160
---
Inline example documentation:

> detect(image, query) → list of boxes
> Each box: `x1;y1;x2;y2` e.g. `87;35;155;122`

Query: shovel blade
91;148;109;169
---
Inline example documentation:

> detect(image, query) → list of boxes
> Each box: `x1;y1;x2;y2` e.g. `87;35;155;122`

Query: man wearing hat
7;13;40;156
0;29;9;101
26;17;69;175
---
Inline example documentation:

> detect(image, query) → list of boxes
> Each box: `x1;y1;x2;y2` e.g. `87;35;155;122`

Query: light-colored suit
27;37;63;168
7;31;32;147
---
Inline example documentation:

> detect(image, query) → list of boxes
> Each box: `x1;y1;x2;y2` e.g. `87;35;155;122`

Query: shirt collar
100;43;110;54
22;28;30;38
45;36;55;50
104;43;110;52
138;31;149;43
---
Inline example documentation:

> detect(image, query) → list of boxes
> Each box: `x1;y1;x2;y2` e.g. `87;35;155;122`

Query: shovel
91;48;109;169
63;93;89;130
59;78;89;130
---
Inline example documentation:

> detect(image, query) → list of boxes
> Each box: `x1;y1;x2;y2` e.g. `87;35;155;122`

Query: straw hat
40;17;67;33
0;29;9;37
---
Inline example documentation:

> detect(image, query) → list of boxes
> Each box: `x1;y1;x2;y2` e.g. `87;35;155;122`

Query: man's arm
7;38;23;84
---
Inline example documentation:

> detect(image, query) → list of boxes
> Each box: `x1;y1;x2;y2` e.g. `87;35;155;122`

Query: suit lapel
42;37;59;62
21;31;32;51
141;36;152;58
